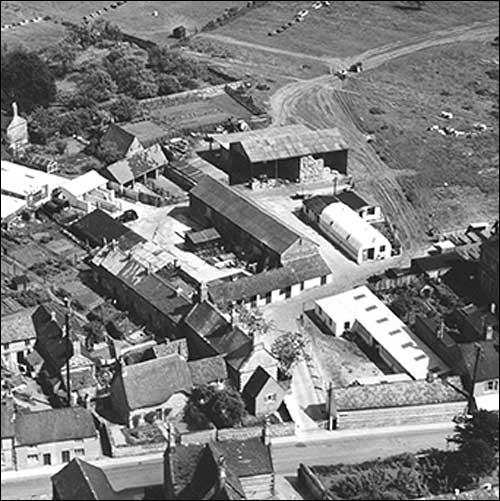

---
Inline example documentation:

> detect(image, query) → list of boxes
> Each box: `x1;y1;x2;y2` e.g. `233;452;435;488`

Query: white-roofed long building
303;195;391;264
315;285;450;380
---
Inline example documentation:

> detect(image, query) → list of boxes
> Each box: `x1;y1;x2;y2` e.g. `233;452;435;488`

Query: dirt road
269;19;499;251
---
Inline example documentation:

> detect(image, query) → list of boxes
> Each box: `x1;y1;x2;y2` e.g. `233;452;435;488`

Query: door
43;453;51;466
367;248;375;260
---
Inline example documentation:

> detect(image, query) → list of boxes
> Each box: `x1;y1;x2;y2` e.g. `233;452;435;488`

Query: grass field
210;1;499;58
345;41;499;231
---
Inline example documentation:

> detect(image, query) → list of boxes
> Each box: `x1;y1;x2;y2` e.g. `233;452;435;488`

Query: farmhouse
213;126;348;185
303;196;391;264
330;376;467;430
105;143;168;188
164;432;275;500
13;407;101;470
315;285;450;380
1;102;28;152
57;170;121;214
190;176;318;270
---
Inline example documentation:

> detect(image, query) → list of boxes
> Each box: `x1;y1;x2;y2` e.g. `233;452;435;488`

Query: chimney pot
218;456;227;490
12;102;18;117
490;303;497;315
50;311;57;321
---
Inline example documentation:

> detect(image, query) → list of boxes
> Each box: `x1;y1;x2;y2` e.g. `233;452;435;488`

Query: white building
303;196;391;264
1;102;28;152
58;170;121;214
335;190;384;223
314;285;450;380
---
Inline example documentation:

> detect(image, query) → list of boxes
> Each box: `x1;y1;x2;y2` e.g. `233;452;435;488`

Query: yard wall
297;463;332;500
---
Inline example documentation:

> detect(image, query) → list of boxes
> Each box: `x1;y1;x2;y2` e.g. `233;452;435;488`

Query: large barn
211;126;348;184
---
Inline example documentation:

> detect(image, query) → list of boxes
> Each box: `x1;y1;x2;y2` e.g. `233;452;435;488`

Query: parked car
117;209;138;223
313;1;323;9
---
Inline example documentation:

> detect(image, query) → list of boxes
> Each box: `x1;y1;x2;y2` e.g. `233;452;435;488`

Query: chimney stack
50;311;57;322
217;456;227;491
199;282;208;303
262;417;271;446
490;303;497;315
12;102;18;118
485;324;494;341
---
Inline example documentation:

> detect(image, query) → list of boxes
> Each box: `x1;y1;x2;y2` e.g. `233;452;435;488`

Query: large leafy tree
271;331;308;378
449;410;499;454
1;48;57;112
79;66;117;103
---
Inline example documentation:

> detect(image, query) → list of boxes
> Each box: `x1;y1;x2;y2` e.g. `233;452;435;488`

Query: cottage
14;407;101;469
164;431;275;499
1;102;28;151
303;196;391;264
223;126;348;185
190;176;318;270
52;458;119;500
242;366;285;417
57;170;121;214
1;307;37;373
330;376;467;429
105;143;168;188
315;286;450;380
110;353;193;427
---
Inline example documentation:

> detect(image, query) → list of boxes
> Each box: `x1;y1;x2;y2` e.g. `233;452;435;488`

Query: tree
271;331;308;378
449;411;499;454
84;320;106;349
234;306;272;339
79;66;117;102
458;439;497;482
41;41;77;78
109;95;138;122
184;384;245;430
157;74;182;96
1;48;57;112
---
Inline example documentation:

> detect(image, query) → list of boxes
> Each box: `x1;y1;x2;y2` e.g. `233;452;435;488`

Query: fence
297;464;332;500
108;182;169;207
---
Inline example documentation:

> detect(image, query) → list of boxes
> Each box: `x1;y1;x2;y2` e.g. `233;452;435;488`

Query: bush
109;95;138;122
157;74;182;96
79;66;117;102
369;106;385;115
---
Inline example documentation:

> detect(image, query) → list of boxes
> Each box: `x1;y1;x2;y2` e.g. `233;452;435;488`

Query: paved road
1;424;454;500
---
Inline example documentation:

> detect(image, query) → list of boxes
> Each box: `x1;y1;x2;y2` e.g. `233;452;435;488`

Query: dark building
189;176;318;270
52;458;119;500
479;234;499;314
225;127;348;185
242;366;285;417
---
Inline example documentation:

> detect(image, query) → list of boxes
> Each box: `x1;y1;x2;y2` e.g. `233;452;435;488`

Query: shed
172;25;186;39
185;227;222;250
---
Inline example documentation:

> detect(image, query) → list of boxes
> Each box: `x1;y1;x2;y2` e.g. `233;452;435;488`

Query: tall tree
1;48;57;112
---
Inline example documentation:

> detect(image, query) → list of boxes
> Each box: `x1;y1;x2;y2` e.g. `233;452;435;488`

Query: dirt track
269;19;499;252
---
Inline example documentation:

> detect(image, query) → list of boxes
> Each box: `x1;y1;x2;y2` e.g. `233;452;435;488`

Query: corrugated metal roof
190;176;308;256
238;127;348;163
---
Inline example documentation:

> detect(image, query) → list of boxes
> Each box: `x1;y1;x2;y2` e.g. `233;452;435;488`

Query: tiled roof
208;254;331;307
458;341;499;382
242;366;273;399
166;444;205;497
120;354;192;410
1;398;15;438
184;301;228;339
1;307;37;344
333;376;467;411
52;458;119;500
237;127;347;163
15;407;97;446
190;176;308;256
101;123;135;158
188;355;228;386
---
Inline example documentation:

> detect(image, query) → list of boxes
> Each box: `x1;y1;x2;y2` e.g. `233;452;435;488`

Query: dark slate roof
333;376;467;411
458;341;499;382
15;407;96;446
69;209;141;248
121;120;167;148
1;307;37;344
119;354;192;410
166;444;205;497
100;123;135;158
190;176;307;256
51;458;119;500
211;437;274;477
188;355;228;386
1;398;15;438
335;190;370;211
242;366;274;399
302;195;337;217
208;254;331;307
184;301;228;339
185;228;222;246
411;252;465;273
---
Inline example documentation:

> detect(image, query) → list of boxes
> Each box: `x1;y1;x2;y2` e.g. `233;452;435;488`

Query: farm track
269;19;500;252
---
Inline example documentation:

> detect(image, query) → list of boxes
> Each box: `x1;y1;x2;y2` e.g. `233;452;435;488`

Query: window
265;292;272;304
300;282;305;291
380;245;386;252
265;393;277;402
365;305;377;312
414;354;426;361
389;329;401;336
74;448;84;457
156;408;163;420
376;317;389;323
43;453;51;465
343;322;351;331
367;248;375;260
486;380;499;391
367;207;376;215
61;450;70;463
3;343;9;350
27;454;39;465
353;293;366;300
25;340;31;347
321;276;327;286
401;342;414;349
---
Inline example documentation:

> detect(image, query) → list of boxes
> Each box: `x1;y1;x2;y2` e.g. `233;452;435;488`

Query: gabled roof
1;307;37;344
184;301;228;339
100;123;136;158
237;127;347;163
185;227;222;246
119;354;192;410
242;366;275;399
188;355;228;386
61;170;108;198
52;458;119;500
335;190;371;211
458;341;499;382
190;176;308;256
208;254;331;307
121;120;167;148
15;407;96;446
332;376;466;411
